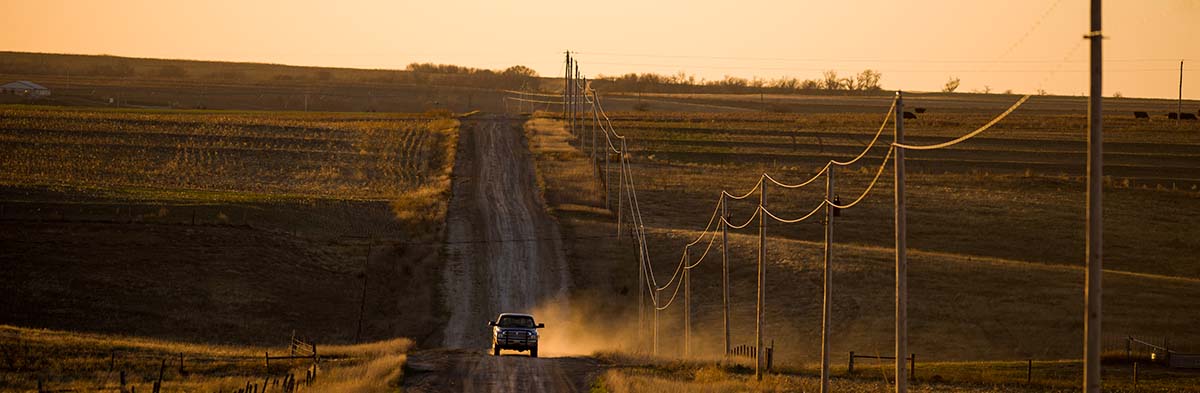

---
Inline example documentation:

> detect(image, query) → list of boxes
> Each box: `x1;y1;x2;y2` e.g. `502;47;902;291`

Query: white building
1;81;51;97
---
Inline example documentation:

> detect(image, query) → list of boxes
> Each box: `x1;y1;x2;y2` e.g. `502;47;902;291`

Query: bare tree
856;69;883;91
822;70;841;90
942;77;961;93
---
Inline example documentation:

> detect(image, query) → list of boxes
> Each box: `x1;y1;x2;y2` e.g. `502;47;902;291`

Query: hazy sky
2;0;1198;99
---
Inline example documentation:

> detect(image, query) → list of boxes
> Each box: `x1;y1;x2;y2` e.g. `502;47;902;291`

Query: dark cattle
903;111;918;119
1133;111;1149;119
914;107;927;114
1181;113;1198;120
1168;112;1178;120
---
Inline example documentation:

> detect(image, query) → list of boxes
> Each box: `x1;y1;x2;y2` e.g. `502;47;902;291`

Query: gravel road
410;115;593;392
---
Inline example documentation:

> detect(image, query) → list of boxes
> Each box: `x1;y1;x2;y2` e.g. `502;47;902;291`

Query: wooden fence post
154;359;165;393
909;353;915;381
849;351;855;374
179;352;184;376
1027;359;1032;384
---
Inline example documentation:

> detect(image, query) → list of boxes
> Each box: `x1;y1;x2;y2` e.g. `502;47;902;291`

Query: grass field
0;325;411;392
0;105;459;349
593;352;1200;393
522;93;1200;388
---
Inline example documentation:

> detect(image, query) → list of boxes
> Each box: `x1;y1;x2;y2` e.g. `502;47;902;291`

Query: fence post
1134;361;1139;388
768;340;774;371
849;351;855;374
1027;359;1032;384
179;352;184;376
265;352;269;372
154;359;164;393
1127;336;1132;360
909;353;915;381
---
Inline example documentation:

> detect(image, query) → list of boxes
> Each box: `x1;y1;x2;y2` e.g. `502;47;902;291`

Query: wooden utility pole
756;182;766;380
721;196;731;361
578;65;583;141
1084;1;1104;392
894;90;907;393
637;217;644;349
1179;60;1184;123
654;287;660;356
684;261;691;359
820;167;834;393
619;139;626;237
355;243;372;343
564;52;570;119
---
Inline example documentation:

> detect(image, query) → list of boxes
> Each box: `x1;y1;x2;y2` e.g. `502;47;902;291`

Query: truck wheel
493;346;500;356
530;347;538;358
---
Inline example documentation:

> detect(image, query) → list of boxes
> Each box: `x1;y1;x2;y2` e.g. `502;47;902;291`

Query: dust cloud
525;295;646;357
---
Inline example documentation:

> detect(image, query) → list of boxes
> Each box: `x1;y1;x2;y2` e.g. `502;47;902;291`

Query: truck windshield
498;316;535;328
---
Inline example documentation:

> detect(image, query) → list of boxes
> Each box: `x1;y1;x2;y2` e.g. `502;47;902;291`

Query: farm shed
1;81;51;97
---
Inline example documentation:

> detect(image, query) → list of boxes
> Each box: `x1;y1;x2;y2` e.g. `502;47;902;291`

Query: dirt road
411;115;592;391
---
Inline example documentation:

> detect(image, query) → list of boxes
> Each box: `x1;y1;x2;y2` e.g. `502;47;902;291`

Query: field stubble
523;101;1200;390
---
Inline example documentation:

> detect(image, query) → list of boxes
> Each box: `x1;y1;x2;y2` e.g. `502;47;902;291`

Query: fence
32;336;323;393
729;341;774;371
1103;333;1200;369
848;351;915;380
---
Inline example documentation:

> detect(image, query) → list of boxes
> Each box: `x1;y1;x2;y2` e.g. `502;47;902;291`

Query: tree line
589;69;884;95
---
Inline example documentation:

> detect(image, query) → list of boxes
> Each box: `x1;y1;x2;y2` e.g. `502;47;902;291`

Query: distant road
413;115;592;392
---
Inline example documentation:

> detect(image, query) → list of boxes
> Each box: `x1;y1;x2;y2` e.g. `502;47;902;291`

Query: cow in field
1133;111;1149;119
903;111;918;120
1181;113;1198;120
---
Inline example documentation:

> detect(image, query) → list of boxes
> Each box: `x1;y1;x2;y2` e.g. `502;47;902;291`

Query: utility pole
894;90;907;393
1084;0;1104;392
684;261;691;359
721;196;731;362
637;215;645;350
578;64;583;142
1179;60;1184;124
564;52;570;119
618;139;626;238
654;288;660;356
756;182;766;380
820;167;834;393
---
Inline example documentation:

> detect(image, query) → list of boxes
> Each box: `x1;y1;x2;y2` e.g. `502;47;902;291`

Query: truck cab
488;313;544;357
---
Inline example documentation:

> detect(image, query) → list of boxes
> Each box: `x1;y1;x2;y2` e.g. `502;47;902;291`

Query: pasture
523;93;1200;388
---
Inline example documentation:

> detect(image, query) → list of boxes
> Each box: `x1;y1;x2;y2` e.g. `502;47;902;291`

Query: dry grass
0;325;412;392
524;101;1200;388
594;353;1200;392
0;106;457;201
1;107;459;359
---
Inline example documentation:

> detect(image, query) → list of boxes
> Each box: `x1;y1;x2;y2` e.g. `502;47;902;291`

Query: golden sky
2;0;1197;99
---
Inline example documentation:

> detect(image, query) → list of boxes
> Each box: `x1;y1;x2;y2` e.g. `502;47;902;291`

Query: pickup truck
488;313;544;357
